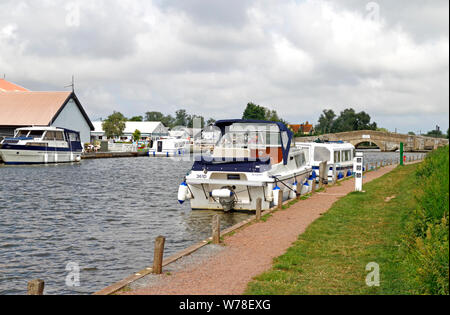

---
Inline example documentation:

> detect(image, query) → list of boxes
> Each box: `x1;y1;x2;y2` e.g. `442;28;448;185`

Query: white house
91;121;169;142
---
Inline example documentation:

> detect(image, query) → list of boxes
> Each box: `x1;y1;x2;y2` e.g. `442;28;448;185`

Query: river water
0;151;426;295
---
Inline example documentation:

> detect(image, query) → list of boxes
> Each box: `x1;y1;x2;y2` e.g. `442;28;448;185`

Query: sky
0;0;448;134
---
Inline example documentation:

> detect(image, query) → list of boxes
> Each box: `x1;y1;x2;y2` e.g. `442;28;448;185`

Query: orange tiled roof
0;79;29;92
0;91;72;126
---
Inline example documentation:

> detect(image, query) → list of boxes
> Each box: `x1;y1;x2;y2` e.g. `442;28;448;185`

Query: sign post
354;152;364;192
400;142;404;166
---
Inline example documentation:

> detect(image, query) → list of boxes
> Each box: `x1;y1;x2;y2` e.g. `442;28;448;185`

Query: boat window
17;130;30;137
44;131;56;140
28;131;44;139
68;133;80;142
334;151;341;163
314;147;331;162
55;131;64;141
295;152;306;167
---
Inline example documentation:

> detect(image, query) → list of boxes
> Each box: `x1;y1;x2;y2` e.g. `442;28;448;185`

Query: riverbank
246;149;448;295
122;164;398;295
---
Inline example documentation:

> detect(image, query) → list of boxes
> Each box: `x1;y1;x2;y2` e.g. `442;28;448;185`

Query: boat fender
273;186;281;206
301;181;310;195
267;183;274;201
211;189;234;198
312;171;317;179
290;182;298;199
338;172;344;180
178;182;189;204
347;170;353;177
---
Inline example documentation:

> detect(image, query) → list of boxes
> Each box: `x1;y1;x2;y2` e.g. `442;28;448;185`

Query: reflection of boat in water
296;141;356;182
178;120;313;212
148;137;190;157
0;127;82;165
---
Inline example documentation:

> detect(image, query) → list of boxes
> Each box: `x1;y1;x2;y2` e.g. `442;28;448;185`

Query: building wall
0;127;15;139
51;98;92;144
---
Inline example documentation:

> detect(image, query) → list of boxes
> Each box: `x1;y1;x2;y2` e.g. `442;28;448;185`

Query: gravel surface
126;165;397;295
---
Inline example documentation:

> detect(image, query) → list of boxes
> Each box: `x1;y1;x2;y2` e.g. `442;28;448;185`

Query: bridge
296;130;449;152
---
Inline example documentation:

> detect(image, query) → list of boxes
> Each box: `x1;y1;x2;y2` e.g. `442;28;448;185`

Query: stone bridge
296;130;449;152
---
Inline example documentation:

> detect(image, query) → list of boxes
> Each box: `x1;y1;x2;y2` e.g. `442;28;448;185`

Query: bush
405;146;449;295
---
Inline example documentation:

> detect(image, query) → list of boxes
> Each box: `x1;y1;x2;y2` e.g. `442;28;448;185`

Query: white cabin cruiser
0;127;83;165
149;137;190;157
178;120;313;212
296;141;356;182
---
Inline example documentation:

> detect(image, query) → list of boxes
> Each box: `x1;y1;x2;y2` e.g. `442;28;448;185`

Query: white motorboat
178;120;313;212
0;127;83;165
149;137;190;157
296;141;356;182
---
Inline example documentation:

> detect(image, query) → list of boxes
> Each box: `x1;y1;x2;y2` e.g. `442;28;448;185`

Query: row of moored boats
0;120;357;212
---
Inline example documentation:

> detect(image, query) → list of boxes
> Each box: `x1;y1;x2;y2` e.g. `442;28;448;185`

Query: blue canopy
214;119;293;165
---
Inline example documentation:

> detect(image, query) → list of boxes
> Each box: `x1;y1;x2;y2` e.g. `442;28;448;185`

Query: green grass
246;164;425;295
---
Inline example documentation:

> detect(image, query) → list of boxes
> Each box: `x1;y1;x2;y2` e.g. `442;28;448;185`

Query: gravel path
127;165;396;295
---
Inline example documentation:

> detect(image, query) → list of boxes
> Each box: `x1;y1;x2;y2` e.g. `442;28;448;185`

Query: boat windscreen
28;131;44;139
314;147;331;162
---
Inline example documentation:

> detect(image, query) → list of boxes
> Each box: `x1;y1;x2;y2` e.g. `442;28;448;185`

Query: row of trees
128;110;216;129
315;109;378;134
101;104;448;140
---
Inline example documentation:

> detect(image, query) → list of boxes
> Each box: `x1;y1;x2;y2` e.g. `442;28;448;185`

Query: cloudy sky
0;0;448;133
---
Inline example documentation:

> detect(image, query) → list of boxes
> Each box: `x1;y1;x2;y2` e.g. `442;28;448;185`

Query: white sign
354;152;364;192
362;135;371;139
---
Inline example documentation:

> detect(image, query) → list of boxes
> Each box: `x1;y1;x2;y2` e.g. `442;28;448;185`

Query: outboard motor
211;186;236;212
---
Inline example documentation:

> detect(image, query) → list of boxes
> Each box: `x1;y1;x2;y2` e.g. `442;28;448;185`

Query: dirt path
128;165;396;295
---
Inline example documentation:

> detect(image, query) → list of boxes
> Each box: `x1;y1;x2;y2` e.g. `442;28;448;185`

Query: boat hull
0;148;81;165
186;171;311;211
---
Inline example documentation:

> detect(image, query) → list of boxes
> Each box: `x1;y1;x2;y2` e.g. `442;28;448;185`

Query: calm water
0;151;426;295
0;157;252;295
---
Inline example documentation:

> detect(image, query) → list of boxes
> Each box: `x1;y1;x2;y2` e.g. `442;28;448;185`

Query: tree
161;115;175;129
206;118;216;126
315;109;336;134
317;108;377;133
102;112;127;139
145;111;164;122
132;129;142;142
426;129;444;138
175;109;189;127
408;131;416;135
242;103;267;120
129;116;143;122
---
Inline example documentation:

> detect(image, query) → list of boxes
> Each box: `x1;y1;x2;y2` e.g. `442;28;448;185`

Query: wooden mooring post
256;198;262;222
27;279;44;295
212;215;221;245
319;161;328;188
153;236;166;274
277;190;283;211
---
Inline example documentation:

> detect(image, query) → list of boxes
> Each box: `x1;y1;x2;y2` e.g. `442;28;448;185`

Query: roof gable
0;91;94;130
0;79;29;92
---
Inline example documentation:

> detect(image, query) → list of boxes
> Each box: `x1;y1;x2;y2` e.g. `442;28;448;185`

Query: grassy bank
246;150;449;295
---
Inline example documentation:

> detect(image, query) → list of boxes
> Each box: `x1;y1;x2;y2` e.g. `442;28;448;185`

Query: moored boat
296;141;356;182
178;120;313;212
0;127;82;165
148;137;190;157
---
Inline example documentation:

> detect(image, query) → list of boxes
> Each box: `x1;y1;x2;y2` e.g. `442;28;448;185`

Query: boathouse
91;121;169;141
0;90;94;144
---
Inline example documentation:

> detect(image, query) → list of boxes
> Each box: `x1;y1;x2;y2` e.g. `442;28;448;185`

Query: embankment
246;147;449;295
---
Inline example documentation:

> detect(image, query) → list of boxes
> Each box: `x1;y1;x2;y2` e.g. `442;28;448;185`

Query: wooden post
212;215;221;244
153;236;166;274
277;190;283;210
319;161;328;188
27;279;44;295
256;198;262;222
